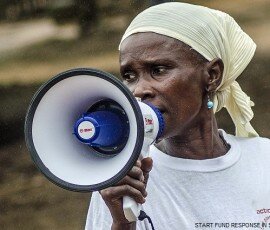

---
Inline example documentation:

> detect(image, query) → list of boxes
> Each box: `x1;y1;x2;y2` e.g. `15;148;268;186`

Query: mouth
152;105;165;115
156;108;166;115
160;110;165;114
143;101;166;115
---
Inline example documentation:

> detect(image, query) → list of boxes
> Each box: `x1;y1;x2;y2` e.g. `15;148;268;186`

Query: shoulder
225;131;270;160
222;129;270;147
230;134;270;149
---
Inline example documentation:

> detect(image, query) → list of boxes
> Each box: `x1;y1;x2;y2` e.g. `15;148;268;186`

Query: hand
99;157;153;226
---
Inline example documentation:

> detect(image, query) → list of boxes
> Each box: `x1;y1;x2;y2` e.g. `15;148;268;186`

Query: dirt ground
0;19;79;56
0;139;90;230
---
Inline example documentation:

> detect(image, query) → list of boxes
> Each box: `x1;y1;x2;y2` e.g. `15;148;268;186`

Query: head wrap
119;2;258;137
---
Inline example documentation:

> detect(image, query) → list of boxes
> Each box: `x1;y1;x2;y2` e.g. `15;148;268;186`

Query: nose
132;78;154;101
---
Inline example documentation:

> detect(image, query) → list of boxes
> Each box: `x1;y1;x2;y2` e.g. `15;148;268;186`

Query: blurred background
0;0;269;229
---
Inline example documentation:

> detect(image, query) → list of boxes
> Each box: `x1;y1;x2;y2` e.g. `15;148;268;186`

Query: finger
141;157;153;173
100;185;146;204
141;157;153;185
117;175;147;197
135;160;141;168
127;166;144;181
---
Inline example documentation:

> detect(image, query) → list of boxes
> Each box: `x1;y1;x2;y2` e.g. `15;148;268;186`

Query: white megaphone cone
24;68;164;222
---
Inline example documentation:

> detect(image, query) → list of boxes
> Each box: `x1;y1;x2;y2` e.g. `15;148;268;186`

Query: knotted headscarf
119;2;258;137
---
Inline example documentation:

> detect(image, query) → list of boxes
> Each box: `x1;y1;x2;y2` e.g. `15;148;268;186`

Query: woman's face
120;32;209;139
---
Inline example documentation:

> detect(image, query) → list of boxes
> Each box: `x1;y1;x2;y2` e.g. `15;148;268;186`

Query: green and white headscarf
119;2;258;137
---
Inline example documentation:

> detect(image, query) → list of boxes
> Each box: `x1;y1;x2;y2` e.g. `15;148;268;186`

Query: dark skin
99;32;229;230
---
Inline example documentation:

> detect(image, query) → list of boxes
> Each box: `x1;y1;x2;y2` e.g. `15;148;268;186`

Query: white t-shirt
85;131;270;230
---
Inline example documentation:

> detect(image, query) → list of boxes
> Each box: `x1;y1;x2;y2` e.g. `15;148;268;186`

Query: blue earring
207;95;214;109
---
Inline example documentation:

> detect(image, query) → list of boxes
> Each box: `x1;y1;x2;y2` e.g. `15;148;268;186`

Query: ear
205;58;224;92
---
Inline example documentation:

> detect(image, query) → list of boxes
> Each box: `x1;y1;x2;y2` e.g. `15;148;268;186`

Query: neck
155;111;230;160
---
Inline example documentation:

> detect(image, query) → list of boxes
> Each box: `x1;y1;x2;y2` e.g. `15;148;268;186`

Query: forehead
120;32;180;52
119;32;198;65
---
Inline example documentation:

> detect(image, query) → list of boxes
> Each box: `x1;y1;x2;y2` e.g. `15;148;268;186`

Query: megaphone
25;68;164;222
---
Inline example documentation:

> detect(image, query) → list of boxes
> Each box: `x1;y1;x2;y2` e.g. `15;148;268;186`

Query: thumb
141;157;153;185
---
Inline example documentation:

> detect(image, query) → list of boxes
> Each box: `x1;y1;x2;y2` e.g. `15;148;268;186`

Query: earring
207;95;214;109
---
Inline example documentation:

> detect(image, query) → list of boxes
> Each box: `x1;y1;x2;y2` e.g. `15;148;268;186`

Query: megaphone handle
123;195;141;222
123;148;149;222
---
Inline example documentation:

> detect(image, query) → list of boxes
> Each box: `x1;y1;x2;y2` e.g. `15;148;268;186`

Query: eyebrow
120;58;176;69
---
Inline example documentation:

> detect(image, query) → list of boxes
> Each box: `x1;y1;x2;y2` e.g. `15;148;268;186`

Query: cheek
160;72;204;135
163;72;203;110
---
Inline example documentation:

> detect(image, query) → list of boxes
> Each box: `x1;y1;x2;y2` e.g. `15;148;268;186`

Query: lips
156;107;166;115
152;106;163;113
143;100;166;114
159;109;165;114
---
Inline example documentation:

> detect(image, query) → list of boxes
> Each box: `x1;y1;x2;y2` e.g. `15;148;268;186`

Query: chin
157;127;170;141
158;112;180;140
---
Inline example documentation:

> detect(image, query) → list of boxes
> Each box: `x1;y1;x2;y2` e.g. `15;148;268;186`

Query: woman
86;3;270;230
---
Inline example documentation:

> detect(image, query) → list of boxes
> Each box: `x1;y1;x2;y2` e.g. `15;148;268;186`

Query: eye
151;66;167;76
122;71;137;83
